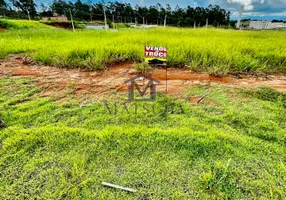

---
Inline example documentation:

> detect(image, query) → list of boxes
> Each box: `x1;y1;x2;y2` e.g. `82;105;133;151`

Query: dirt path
1;56;285;101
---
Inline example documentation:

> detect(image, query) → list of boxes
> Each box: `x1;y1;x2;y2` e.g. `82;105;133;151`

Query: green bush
254;86;286;107
0;19;17;29
0;19;53;29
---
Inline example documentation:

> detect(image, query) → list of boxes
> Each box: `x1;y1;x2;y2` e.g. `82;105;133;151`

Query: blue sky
38;0;286;20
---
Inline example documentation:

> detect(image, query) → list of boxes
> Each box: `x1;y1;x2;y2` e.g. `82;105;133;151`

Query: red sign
144;46;167;63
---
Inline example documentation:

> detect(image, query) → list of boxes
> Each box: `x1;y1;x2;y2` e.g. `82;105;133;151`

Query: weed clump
135;63;152;72
253;86;286;107
197;159;238;198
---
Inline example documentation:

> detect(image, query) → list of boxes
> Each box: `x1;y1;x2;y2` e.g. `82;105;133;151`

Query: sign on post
144;46;167;65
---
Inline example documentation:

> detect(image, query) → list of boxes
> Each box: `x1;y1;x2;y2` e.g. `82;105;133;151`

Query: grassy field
1;20;286;199
0;77;285;199
0;23;285;73
0;19;54;30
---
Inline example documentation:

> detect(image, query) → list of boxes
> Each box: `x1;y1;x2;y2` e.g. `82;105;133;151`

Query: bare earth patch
0;55;285;102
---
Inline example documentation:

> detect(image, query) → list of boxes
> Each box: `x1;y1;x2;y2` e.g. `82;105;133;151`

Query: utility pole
206;18;208;28
236;5;244;29
164;14;167;29
27;9;31;20
102;3;108;31
112;15;115;29
69;9;75;32
134;9;145;25
93;2;108;31
89;6;93;22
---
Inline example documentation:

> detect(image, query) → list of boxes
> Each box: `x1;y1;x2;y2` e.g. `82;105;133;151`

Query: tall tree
74;0;90;20
135;5;148;24
51;0;72;17
173;5;185;26
124;3;134;23
148;5;159;24
0;0;7;7
0;0;7;17
11;0;37;20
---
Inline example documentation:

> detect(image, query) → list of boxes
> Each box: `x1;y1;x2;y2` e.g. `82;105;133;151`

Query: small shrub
0;19;17;29
254;86;286;107
197;159;238;198
135;63;152;72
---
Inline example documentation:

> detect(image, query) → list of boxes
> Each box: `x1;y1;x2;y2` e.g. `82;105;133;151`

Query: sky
38;0;286;20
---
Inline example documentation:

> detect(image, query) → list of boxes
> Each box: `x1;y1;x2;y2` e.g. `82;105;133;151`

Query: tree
43;1;231;28
186;6;196;26
107;2;116;23
51;0;73;17
173;5;185;27
74;0;90;20
148;6;159;24
93;1;108;31
134;5;148;24
157;4;172;28
0;0;7;7
11;0;37;20
40;3;53;17
0;0;7;17
124;3;134;23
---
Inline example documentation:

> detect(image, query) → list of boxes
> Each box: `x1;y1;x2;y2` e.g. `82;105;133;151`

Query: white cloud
228;0;255;10
227;0;286;11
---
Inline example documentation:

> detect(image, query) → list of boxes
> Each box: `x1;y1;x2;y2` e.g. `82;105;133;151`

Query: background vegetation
1;0;231;28
47;1;230;28
0;26;285;73
0;19;54;29
0;77;285;199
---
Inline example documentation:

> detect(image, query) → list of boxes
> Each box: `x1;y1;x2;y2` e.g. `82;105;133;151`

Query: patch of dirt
189;95;202;104
0;55;286;102
43;22;81;29
0;27;6;31
49;24;73;29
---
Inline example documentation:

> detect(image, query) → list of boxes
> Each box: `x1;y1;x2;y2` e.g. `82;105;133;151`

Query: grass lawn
0;77;285;199
0;23;285;73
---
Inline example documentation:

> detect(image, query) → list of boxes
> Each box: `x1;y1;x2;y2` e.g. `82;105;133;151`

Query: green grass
0;77;285;199
0;24;285;73
0;19;54;30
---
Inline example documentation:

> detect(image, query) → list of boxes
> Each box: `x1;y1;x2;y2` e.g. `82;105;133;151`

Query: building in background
240;20;251;28
42;13;68;22
83;24;109;30
249;20;286;29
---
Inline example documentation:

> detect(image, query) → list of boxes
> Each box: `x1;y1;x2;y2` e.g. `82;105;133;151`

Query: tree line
0;0;231;27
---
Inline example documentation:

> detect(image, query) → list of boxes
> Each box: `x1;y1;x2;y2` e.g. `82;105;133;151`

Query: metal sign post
165;66;168;93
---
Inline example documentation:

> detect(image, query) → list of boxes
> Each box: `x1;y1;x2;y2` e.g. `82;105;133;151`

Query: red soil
0;55;285;102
